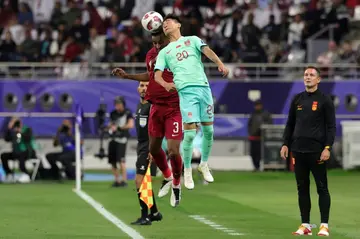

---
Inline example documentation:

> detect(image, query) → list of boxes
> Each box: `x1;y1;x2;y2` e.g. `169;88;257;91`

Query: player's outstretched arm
202;46;229;77
112;68;150;82
154;70;176;92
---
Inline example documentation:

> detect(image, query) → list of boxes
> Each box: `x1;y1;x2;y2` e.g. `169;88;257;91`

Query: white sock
172;183;181;189
165;175;173;181
302;223;311;229
320;223;328;228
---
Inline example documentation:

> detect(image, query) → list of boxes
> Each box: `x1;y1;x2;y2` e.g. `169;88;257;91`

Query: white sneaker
184;168;194;190
317;225;329;236
170;185;181;207
158;179;172;198
198;162;214;183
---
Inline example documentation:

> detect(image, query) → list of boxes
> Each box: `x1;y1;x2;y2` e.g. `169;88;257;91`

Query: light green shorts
178;86;214;124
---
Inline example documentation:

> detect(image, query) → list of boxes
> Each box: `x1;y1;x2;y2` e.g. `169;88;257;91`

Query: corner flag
139;165;153;209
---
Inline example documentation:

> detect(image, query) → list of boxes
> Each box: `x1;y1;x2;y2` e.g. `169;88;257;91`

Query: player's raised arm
202;46;229;77
192;36;229;77
112;68;150;82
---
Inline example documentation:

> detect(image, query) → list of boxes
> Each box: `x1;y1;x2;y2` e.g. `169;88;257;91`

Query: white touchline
189;215;245;236
74;189;145;239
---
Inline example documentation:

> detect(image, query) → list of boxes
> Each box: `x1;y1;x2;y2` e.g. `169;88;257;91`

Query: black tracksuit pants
293;151;331;224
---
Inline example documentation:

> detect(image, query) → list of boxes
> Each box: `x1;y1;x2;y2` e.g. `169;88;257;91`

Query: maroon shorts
148;104;183;140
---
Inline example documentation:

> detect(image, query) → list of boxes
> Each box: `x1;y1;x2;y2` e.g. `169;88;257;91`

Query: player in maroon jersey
112;30;183;207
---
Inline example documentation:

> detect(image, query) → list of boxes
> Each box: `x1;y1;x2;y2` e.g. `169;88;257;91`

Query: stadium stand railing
1;62;360;80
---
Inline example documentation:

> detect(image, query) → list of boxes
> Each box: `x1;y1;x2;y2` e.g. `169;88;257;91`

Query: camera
60;125;70;133
13;120;21;129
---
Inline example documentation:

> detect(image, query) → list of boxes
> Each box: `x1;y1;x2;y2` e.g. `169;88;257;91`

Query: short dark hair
305;66;321;76
164;14;182;24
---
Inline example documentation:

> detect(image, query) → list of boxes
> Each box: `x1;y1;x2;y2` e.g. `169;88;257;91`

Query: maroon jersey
145;47;179;105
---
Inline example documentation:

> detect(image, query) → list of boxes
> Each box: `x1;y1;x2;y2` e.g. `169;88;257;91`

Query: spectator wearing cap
107;96;134;187
247;100;273;171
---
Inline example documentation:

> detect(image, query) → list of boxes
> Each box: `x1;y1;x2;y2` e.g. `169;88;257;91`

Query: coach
280;66;336;237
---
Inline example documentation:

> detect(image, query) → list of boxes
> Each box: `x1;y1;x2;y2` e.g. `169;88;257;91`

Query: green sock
201;125;214;163
182;129;196;169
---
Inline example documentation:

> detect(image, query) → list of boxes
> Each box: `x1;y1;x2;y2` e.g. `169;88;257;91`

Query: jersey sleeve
192;36;207;52
154;49;167;72
126;110;133;120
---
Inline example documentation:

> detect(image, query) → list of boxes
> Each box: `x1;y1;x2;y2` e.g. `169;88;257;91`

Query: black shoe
149;212;163;222
111;181;120;187
131;217;152;225
111;181;128;187
118;181;128;187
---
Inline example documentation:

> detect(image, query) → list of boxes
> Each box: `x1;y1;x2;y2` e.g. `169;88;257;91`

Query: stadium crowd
0;0;359;65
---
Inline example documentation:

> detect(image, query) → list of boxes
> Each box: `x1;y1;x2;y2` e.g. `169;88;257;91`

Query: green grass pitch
1;170;359;239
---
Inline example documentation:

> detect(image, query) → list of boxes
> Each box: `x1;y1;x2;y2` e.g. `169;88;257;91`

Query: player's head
114;96;125;112
162;14;181;36
151;28;169;51
137;81;149;99
304;66;321;90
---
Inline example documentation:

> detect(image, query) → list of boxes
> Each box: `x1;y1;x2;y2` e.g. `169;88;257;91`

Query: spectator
241;13;262;48
63;35;82;62
18;2;33;25
0;31;17;61
85;1;106;35
288;14;304;47
50;1;64;29
19;29;39;61
1;16;25;46
317;41;339;67
89;27;106;61
62;0;82;27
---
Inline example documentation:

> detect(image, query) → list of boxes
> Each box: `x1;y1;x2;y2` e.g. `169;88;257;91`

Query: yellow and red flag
139;165;153;209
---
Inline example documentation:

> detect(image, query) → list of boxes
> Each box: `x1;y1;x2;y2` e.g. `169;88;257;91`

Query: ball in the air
141;11;163;33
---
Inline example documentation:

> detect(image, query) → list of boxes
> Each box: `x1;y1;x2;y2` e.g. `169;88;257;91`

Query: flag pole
75;104;83;191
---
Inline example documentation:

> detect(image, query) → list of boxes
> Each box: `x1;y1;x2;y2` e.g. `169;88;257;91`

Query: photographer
46;119;78;180
1;117;37;182
108;97;134;187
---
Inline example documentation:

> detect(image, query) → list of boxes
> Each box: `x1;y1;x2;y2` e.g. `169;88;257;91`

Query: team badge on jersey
312;101;318;111
139;117;147;127
185;40;190;46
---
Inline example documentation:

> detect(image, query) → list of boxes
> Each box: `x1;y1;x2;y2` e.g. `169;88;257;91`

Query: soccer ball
141;11;163;33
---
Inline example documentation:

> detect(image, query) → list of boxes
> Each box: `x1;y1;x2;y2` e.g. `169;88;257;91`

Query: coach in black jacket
280;66;336;236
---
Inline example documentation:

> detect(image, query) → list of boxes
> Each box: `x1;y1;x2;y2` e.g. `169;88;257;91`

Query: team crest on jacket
312;101;318;111
185;40;190;46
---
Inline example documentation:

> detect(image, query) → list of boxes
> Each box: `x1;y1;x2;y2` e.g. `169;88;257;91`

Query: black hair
305;66;321;76
151;28;164;36
114;96;126;106
163;14;182;24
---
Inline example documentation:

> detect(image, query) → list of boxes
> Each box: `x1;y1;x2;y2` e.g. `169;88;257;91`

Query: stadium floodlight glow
22;93;36;110
40;93;55;111
330;94;340;109
4;93;18;110
345;94;358;112
59;93;73;111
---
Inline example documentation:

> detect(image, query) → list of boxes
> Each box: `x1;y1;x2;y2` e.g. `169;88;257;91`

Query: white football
141;11;163;33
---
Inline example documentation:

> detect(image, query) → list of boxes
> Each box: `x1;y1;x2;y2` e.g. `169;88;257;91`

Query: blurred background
1;0;360;182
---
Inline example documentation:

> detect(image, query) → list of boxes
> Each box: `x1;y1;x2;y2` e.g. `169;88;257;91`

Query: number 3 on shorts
173;122;179;134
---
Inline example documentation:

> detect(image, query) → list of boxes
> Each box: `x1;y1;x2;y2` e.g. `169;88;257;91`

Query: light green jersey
154;36;209;91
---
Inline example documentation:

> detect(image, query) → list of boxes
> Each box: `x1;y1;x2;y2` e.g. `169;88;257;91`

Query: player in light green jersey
154;14;229;190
